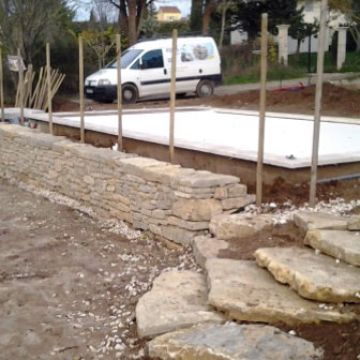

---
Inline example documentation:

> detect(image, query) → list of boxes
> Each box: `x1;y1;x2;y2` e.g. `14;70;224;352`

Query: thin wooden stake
46;43;53;134
256;13;268;207
169;29;178;163
0;48;4;122
116;34;123;151
309;0;328;207
18;48;24;125
79;36;85;143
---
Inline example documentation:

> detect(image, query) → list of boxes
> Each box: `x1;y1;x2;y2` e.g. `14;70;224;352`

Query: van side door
137;49;169;97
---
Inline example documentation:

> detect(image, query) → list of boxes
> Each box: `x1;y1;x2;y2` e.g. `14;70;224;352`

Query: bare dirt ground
0;179;197;360
54;83;360;119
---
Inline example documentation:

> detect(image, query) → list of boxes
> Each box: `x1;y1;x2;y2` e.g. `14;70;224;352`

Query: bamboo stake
116;34;123;151
18;48;24;125
79;36;85;143
0;48;5;121
31;67;44;107
309;0;328;207
46;43;53;134
169;29;177;163
256;13;268;207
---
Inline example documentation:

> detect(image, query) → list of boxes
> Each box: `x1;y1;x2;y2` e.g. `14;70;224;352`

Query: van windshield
108;49;143;69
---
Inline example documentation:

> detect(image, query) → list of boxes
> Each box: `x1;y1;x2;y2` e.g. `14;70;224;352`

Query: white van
84;36;221;104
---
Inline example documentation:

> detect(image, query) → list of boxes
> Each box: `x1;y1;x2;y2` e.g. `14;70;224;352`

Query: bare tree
95;0;155;45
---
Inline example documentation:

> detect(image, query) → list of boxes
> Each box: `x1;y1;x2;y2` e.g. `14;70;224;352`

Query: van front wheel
196;80;214;98
122;84;138;104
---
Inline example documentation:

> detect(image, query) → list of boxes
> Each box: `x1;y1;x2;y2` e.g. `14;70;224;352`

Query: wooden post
256;13;268;207
169;29;177;163
0;48;4;122
46;43;53;134
18;48;24;125
116;34;123;151
79;36;85;143
309;0;328;207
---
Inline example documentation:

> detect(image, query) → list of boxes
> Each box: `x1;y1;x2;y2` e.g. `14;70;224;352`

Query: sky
72;0;191;21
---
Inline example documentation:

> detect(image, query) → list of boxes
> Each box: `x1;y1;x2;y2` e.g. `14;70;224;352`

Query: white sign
7;55;26;72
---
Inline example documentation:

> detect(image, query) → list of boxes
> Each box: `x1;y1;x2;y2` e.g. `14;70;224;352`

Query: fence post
18;48;24;125
169;29;177;163
116;34;123;151
0;48;4;122
79;36;85;143
256;13;268;207
46;43;53;135
309;0;328;207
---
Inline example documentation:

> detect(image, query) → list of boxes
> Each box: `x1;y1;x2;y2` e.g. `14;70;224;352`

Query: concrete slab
255;247;360;303
147;322;324;360
9;107;360;169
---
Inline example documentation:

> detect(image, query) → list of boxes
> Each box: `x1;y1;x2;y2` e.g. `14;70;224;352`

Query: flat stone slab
209;213;273;240
147;323;323;360
206;258;354;325
305;229;360;266
193;236;229;269
294;211;348;232
135;270;223;338
255;247;360;303
348;215;360;230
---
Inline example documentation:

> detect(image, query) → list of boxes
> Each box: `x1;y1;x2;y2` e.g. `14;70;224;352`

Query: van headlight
98;79;111;86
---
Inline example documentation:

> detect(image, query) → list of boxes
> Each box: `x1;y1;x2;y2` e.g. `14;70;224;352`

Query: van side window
131;59;140;70
141;49;164;69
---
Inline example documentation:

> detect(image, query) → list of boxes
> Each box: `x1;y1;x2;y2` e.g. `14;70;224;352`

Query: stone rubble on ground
147;322;324;360
205;258;355;325
305;229;360;266
135;270;223;338
255;247;360;303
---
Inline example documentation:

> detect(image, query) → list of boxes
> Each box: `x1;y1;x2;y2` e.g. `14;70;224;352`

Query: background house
156;6;182;23
231;0;347;54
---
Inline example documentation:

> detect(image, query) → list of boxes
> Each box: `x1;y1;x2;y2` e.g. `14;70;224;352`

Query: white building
230;0;347;53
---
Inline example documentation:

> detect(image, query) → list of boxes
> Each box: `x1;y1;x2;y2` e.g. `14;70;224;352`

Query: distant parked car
84;36;222;104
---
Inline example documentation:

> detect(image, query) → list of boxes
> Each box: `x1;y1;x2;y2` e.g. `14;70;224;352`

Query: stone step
147;322;324;360
135;270;223;338
206;258;355;325
255;247;360;303
193;236;229;269
305;229;360;266
294;211;348;232
209;213;273;240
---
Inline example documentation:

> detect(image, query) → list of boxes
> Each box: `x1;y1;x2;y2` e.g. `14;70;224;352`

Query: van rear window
108;49;143;69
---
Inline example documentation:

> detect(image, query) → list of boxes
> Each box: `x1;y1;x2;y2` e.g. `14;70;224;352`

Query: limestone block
348;216;360;231
168;216;209;231
255;247;360;303
147;322;324;360
157;225;202;246
221;194;255;210
214;184;247;199
193;236;229;268
209;213;273;240
136;271;223;338
172;198;222;221
173;170;239;189
294;211;348;232
206;258;355;325
305;229;360;266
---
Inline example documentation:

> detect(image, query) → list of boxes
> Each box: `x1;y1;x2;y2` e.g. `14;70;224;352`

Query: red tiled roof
158;6;181;14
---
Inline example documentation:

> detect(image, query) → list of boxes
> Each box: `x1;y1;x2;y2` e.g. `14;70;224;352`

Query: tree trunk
219;2;229;48
190;0;203;33
136;0;147;38
127;0;137;45
202;0;216;35
118;0;128;36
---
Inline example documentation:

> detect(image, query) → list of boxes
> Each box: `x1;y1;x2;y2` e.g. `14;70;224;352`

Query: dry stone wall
0;124;254;244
